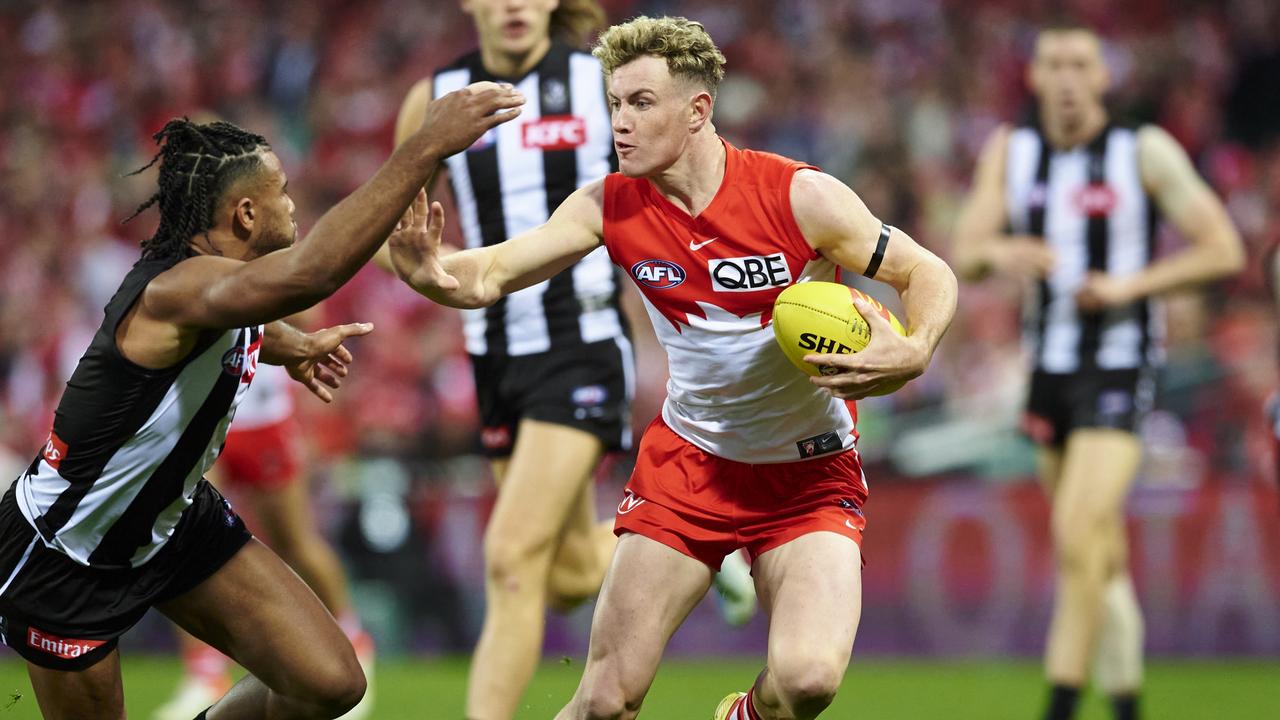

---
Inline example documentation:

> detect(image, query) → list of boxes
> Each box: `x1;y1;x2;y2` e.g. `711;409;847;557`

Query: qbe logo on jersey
709;252;792;292
522;116;587;151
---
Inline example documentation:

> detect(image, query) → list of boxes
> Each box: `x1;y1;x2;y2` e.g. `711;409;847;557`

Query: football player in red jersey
389;15;956;720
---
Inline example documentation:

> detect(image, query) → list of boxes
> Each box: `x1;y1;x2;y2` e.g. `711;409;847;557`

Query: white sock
1092;574;1144;694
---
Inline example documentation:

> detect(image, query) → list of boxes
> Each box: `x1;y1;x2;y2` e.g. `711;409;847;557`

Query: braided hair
124;118;270;261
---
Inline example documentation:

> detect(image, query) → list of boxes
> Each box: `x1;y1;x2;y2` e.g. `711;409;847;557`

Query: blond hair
592;16;726;97
551;0;607;47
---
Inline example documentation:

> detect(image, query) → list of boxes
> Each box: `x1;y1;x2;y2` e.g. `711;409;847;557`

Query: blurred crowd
1;0;1278;489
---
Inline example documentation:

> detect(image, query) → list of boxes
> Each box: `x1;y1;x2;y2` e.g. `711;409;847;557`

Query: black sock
1043;684;1081;720
193;709;209;720
1112;694;1139;720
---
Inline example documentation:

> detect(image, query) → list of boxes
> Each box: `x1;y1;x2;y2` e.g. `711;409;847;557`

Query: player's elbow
1216;233;1246;277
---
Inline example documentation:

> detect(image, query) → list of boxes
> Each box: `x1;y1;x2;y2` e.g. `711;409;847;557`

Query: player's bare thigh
754;531;862;668
559;533;712;718
485;419;604;556
1053;428;1142;533
26;649;125;720
157;539;363;708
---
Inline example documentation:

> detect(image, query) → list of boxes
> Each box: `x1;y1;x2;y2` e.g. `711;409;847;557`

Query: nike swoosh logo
689;236;719;251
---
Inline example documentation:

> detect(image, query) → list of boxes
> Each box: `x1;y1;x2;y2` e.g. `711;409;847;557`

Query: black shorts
470;338;633;458
1022;368;1156;448
0;480;251;670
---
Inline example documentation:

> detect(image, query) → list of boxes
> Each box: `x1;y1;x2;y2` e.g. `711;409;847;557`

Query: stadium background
0;0;1277;717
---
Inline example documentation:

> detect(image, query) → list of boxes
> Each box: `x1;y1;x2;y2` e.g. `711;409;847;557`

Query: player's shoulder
140;255;237;322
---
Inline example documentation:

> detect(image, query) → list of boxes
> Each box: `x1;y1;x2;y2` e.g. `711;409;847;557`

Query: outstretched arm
1075;125;1244;310
389;181;605;309
790;169;958;399
145;83;524;331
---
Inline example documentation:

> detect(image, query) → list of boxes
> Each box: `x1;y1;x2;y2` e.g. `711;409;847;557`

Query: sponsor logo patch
709;253;792;292
522;116;587;150
617;489;646;515
1073;183;1118;217
42;431;68;470
571;384;608;407
480;425;513;451
631;259;686;289
796;431;843;458
26;627;106;660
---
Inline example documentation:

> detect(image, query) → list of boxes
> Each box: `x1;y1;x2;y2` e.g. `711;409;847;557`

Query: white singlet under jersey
1005;123;1163;373
603;140;860;465
433;41;625;356
227;363;293;431
15;258;260;568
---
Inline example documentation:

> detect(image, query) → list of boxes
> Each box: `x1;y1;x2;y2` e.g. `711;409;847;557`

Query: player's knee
1052;510;1113;571
578;683;642;720
298;648;367;717
483;532;553;593
771;655;843;713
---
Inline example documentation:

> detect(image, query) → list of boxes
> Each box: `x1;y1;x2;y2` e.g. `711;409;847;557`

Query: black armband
863;223;892;278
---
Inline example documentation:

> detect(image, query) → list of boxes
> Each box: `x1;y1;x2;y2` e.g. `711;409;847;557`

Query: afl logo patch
631;259;686;289
221;347;247;377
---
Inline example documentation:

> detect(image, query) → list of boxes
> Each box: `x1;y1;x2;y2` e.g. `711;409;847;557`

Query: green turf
0;656;1274;719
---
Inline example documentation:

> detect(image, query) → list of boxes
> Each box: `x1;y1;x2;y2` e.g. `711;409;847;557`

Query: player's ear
232;197;255;237
689;90;713;133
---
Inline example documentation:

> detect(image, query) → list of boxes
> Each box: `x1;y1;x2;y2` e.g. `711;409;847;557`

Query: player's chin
617;157;651;178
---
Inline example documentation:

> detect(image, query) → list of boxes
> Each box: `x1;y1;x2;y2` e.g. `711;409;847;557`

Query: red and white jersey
227;363;294;432
603;139;857;464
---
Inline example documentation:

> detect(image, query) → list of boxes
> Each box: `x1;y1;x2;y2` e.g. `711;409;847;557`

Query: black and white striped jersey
433;41;627;357
1005;123;1162;373
15;257;261;569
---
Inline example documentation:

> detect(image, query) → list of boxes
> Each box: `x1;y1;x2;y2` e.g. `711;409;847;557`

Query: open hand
804;296;926;399
421;81;525;157
284;322;374;403
388;189;459;294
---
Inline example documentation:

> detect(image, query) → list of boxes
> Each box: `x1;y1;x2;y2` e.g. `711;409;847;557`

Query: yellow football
771;281;909;395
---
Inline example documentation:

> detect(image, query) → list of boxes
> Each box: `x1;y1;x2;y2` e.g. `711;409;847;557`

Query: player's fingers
803;353;861;369
307;378;334;403
426;201;445;240
411;189;428;229
485;107;523;128
852;297;893;331
335;322;374;341
321;355;349;377
332;344;354;364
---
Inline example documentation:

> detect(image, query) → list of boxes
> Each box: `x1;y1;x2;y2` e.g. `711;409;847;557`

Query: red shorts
614;417;868;570
217;419;303;490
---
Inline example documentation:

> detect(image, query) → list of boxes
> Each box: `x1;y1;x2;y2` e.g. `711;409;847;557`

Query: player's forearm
289;132;447;295
260;320;312;365
1125;227;1244;300
898;254;959;363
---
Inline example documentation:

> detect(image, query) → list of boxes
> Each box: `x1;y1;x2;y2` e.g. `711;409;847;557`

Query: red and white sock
183;643;231;692
338;610;374;658
728;687;763;720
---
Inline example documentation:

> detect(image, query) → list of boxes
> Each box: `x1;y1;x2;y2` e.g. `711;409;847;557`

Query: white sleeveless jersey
1005;124;1163;373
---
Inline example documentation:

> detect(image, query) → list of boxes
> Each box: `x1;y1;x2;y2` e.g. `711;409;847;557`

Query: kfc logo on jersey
1073;183;1118;217
632;259;686;289
42;431;68;470
709;253;792;292
522;116;586;151
27;627;106;660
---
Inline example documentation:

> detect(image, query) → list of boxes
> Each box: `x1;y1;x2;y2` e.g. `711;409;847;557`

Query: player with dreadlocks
0;82;523;719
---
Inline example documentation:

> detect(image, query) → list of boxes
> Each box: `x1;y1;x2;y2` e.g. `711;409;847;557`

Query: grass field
0;657;1274;719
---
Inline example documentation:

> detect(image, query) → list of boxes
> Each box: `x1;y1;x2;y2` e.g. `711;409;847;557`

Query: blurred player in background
387;3;754;718
154;363;374;720
0;86;521;719
952;23;1243;720
387;15;957;720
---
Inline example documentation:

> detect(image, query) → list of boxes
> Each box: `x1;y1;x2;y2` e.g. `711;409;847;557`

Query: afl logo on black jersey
221;347;246;377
